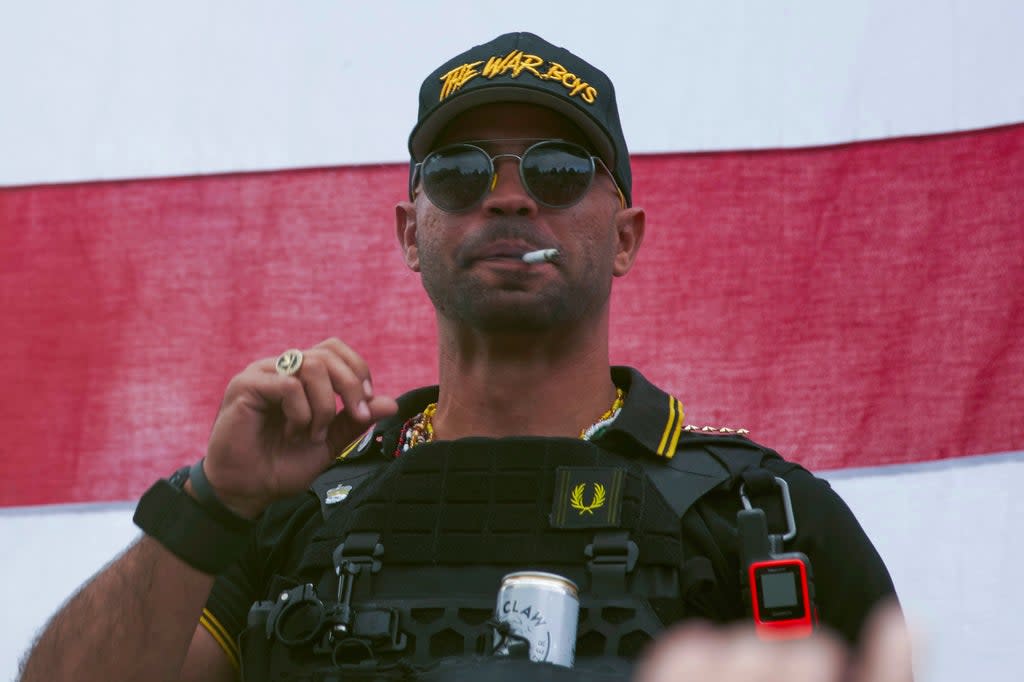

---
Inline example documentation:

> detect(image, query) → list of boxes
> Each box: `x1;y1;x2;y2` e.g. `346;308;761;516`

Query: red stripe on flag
2;125;1022;507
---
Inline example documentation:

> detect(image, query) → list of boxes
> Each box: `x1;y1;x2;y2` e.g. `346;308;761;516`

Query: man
20;32;898;681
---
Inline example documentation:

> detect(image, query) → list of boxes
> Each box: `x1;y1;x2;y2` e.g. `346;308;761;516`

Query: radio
738;476;817;639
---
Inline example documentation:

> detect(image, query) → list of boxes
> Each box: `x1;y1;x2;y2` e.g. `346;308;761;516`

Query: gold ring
275;349;304;376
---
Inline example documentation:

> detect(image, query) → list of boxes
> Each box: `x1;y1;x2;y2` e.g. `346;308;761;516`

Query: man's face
404;102;630;334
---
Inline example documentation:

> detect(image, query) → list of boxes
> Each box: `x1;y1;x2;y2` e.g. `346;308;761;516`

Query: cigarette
521;249;560;264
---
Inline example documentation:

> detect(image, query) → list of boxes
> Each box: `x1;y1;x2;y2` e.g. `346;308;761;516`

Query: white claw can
494;571;579;668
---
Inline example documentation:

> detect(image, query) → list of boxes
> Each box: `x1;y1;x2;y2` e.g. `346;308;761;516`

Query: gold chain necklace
398;388;626;454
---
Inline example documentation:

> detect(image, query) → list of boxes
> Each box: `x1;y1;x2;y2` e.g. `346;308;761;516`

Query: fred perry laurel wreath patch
550;467;625;529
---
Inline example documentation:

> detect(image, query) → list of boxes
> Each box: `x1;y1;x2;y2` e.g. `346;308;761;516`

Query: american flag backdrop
2;3;1022;681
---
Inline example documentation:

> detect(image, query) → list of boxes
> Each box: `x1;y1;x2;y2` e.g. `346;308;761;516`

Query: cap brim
408;85;617;167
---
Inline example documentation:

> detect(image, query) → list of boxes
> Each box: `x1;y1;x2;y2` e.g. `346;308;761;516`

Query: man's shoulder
614;365;810;457
606;365;787;465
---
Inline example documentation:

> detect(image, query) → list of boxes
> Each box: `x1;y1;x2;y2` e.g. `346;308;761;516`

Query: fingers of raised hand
310;339;374;422
264;339;379;440
291;354;341;442
635;624;846;682
851;601;915;682
325;394;399;453
223;361;313;435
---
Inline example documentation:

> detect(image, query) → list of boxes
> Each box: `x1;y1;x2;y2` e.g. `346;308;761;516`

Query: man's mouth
465;243;535;265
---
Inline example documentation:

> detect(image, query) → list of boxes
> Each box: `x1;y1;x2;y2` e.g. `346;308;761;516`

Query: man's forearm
20;535;215;682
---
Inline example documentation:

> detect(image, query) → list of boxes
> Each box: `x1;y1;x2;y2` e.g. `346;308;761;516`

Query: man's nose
479;158;538;217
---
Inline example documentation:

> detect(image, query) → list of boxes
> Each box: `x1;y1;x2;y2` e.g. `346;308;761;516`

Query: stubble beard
417;220;613;334
421;258;612;333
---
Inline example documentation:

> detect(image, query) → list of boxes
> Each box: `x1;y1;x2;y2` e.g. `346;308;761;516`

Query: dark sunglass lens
421;146;491;212
521;143;594;207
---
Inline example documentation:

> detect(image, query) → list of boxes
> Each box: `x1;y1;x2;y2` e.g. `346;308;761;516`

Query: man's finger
325;395;399;455
292;353;341;443
316;337;372;384
852;601;915;682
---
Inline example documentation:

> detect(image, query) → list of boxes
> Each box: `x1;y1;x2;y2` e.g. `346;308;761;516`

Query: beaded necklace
395;387;626;456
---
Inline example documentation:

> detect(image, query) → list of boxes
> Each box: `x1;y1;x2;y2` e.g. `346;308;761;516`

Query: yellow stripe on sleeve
200;608;240;671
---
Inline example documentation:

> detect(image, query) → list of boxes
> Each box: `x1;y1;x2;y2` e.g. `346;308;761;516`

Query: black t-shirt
202;367;897;670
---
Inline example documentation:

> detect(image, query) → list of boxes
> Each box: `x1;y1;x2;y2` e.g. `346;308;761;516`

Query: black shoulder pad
640;434;782;519
309;455;388;521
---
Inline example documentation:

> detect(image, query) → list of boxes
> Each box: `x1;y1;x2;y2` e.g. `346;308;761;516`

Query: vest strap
584;530;639;595
334;532;385;572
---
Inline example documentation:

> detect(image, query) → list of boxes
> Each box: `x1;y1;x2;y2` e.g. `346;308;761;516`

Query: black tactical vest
239;435;790;681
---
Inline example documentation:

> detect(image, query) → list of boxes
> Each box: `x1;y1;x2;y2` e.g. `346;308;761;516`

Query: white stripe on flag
2;1;1023;185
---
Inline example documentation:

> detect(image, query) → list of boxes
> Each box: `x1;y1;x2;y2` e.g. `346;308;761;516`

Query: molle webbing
241;436;794;679
296;437;683;576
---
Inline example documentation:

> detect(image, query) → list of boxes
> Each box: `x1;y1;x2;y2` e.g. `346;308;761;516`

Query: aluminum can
494;571;579;668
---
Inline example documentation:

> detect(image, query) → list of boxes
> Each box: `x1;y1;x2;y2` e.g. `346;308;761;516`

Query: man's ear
395;201;420;272
612;206;646;277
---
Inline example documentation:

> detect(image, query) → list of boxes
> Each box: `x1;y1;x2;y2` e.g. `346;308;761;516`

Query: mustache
454;219;558;267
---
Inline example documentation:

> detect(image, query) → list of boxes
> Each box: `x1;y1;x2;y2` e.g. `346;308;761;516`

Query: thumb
325;395;399;455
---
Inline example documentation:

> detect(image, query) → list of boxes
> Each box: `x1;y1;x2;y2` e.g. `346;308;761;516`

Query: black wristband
189;458;256;531
133;468;254;575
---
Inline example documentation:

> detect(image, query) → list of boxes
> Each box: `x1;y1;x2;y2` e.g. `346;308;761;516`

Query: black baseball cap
408;32;632;206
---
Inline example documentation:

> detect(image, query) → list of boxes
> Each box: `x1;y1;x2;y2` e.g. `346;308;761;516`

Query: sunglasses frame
410;138;624;212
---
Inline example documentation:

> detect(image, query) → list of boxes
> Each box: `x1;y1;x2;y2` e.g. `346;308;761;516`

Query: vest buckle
332;533;384;634
584;530;639;594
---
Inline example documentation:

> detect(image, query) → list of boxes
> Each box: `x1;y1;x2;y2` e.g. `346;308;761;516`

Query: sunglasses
410;139;624;213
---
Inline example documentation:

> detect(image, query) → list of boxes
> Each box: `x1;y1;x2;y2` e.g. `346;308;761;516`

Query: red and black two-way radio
738;476;817;640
